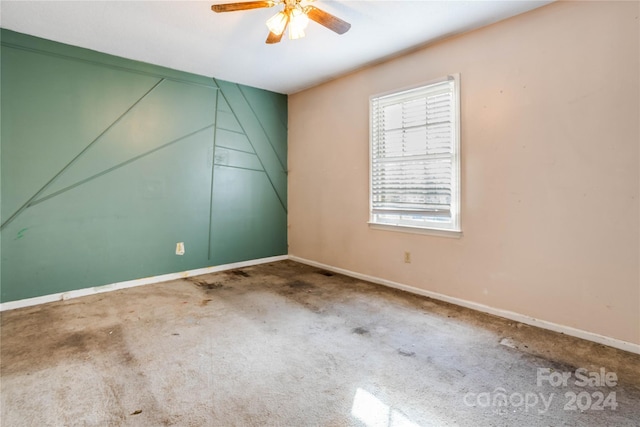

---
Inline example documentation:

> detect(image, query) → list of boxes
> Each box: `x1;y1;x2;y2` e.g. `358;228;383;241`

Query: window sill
368;222;463;239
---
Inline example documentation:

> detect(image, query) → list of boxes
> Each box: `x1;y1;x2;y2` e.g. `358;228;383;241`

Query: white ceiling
0;0;552;94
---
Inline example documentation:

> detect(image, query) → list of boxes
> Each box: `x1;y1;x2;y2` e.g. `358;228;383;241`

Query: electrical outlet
176;242;185;255
404;251;411;263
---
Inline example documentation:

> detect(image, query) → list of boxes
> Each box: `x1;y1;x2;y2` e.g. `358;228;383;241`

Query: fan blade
211;1;275;13
266;31;285;44
306;6;351;35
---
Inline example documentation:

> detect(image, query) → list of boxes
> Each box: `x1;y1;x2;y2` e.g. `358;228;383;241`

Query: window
369;75;461;236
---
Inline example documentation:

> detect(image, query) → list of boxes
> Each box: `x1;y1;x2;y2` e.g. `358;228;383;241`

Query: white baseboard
289;255;640;355
4;253;637;355
0;255;288;312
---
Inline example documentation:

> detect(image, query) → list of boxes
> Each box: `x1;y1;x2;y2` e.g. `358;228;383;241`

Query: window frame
368;74;462;238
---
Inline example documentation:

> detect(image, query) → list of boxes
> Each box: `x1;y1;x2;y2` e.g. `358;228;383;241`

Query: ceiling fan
211;0;351;44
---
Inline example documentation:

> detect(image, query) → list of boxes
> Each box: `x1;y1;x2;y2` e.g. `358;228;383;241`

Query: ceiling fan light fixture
288;7;309;40
266;10;288;36
212;0;351;44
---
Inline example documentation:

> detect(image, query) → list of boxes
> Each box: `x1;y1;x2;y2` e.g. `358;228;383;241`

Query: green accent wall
0;29;288;303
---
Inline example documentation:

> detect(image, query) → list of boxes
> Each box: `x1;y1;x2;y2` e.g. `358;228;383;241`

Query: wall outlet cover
176;242;185;255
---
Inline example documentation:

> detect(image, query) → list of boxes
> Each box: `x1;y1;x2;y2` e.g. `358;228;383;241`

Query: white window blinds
370;75;460;232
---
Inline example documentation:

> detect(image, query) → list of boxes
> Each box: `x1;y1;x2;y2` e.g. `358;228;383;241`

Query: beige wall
288;1;639;345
